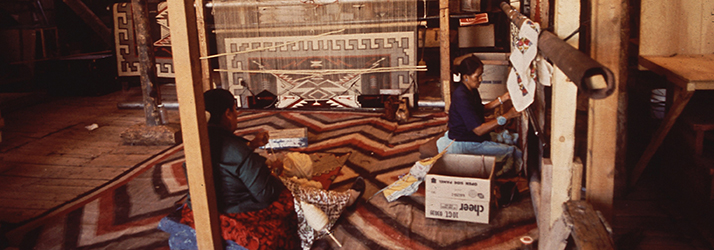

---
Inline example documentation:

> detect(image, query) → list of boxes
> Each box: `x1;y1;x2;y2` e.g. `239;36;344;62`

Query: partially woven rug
25;110;535;249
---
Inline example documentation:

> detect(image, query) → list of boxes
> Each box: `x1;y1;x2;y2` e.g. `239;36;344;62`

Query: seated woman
179;89;363;250
436;55;523;175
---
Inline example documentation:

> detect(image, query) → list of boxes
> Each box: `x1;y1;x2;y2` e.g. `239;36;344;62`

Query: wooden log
537;31;615;99
213;21;418;34
439;0;451;113
564;200;615;250
499;2;616;100
131;0;163;126
167;0;223;248
543;200;615;250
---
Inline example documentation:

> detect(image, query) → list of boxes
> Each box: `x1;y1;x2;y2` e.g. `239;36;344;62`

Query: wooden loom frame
168;0;624;248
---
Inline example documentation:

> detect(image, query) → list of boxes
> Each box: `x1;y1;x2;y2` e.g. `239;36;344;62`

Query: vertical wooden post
439;0;451;112
167;0;223;249
548;67;578;222
571;158;583;200
539;158;554;248
194;0;213;91
587;0;623;222
543;0;579;248
131;0;163;126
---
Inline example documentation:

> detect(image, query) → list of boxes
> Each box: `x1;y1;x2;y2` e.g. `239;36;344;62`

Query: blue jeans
436;131;523;175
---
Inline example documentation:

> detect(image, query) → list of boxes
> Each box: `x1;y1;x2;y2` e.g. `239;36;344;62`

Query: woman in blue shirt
436;55;522;174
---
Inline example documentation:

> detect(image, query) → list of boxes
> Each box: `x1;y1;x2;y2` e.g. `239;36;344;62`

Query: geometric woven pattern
224;32;417;109
113;3;175;78
29;110;535;249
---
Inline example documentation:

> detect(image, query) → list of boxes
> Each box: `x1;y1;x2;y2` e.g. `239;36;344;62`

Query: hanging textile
506;20;540;112
210;0;419;109
113;3;175;78
535;54;553;86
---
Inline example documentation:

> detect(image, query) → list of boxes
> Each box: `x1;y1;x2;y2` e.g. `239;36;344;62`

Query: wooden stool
684;116;714;203
685;116;714;157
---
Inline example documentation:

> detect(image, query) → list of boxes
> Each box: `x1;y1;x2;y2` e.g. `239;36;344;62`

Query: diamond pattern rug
21;110;535;249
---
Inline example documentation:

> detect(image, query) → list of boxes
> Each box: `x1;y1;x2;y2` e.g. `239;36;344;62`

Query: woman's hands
485;92;513;110
248;130;270;149
266;157;283;176
500;92;511;104
473;106;522;136
503;107;521;120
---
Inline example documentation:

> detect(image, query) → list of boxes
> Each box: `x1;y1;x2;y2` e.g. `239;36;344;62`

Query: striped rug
27;110;536;249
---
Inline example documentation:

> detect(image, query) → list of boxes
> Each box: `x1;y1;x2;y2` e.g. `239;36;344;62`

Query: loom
206;0;421;109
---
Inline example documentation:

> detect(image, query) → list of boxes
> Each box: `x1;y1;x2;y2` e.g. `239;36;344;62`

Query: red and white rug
24;110;535;249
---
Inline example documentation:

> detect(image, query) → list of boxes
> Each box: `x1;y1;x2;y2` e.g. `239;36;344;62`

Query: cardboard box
472;53;510;103
261;128;308;149
425;154;496;224
458;24;495;48
454;53;509;103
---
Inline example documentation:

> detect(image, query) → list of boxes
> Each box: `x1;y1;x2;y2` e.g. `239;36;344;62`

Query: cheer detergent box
425;154;496;224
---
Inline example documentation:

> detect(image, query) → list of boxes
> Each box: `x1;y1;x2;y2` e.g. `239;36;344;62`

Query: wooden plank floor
613;170;714;250
1;86;712;249
0;87;180;225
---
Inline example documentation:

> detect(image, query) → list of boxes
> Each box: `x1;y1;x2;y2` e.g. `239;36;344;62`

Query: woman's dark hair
203;88;236;124
457;55;484;76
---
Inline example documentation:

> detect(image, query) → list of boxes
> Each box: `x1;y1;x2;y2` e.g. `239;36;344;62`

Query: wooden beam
131;0;163;126
538;158;553;250
548;65;577;223
630;87;693;185
587;0;624;222
571;157;583;201
565;200;615;250
545;0;579;247
62;0;113;46
542;215;570;250
639;55;714;91
439;0;451;112
194;0;213;91
167;0;223;249
544;200;615;250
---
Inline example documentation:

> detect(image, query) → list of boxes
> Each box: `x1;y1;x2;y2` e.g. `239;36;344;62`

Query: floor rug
23;110;536;249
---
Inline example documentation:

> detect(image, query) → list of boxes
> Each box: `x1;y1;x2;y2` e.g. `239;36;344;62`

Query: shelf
638;54;714;91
